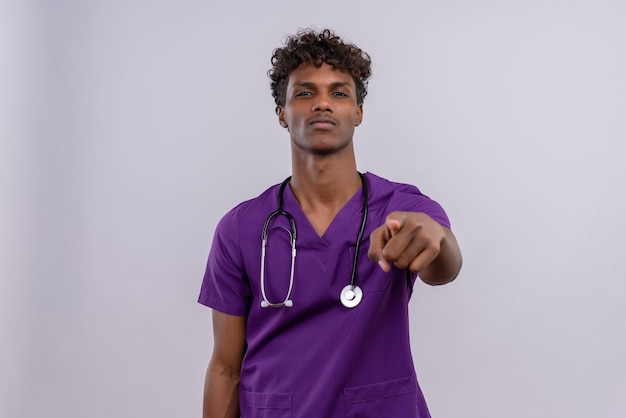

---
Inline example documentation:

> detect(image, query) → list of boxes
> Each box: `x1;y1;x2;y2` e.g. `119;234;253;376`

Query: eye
295;91;312;97
332;91;348;97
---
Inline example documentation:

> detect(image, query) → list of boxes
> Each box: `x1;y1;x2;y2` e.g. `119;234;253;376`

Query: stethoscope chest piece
340;284;363;308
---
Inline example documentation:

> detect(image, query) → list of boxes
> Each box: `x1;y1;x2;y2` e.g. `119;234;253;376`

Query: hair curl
268;29;372;114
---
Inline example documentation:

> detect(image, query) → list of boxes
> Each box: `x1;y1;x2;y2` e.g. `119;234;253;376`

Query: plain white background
2;0;625;417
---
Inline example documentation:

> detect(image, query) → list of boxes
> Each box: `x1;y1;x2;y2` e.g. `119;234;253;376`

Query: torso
199;173;450;417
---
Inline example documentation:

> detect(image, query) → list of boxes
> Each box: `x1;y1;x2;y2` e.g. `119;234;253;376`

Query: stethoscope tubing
260;173;368;308
350;173;368;289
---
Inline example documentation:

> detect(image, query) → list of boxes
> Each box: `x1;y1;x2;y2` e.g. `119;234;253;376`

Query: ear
355;104;363;126
278;107;288;128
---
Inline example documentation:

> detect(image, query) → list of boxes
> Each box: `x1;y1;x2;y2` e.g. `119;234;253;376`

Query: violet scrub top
199;172;450;418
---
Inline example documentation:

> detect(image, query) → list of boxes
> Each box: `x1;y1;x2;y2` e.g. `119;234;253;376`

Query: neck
290;160;361;209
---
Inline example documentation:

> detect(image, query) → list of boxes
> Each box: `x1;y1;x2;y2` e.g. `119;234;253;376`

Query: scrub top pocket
343;376;420;418
241;390;291;418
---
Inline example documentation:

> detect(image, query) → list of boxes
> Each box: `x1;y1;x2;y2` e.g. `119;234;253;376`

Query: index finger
385;212;404;236
368;224;392;272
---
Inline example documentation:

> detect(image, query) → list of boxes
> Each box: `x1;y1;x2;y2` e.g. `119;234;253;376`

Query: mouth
309;117;337;129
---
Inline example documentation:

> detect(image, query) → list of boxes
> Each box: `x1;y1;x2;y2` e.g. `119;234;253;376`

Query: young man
199;29;462;418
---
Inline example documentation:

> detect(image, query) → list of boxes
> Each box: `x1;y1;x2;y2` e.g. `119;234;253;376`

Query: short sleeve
365;173;451;230
392;189;451;230
198;208;252;316
394;189;450;228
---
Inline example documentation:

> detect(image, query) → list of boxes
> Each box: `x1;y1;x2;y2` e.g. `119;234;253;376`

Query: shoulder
210;182;284;249
218;182;281;227
364;172;450;228
209;181;282;261
364;172;423;194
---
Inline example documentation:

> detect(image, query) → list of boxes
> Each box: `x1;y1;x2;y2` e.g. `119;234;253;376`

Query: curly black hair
268;29;372;114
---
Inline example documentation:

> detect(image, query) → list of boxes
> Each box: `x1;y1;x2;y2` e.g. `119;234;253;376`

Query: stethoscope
260;172;368;309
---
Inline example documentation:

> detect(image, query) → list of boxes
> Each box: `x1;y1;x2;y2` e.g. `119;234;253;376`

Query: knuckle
428;241;441;254
396;259;409;269
409;261;421;273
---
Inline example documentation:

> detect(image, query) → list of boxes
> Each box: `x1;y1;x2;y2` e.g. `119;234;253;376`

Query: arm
417;225;462;285
368;211;462;285
203;310;247;418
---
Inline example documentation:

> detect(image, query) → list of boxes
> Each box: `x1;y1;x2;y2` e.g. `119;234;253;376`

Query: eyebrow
295;81;353;89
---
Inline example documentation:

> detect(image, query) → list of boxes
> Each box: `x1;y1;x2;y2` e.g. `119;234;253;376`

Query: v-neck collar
282;177;366;247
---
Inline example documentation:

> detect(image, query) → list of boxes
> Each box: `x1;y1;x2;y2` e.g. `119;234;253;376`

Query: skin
203;312;246;418
203;62;462;417
278;63;364;236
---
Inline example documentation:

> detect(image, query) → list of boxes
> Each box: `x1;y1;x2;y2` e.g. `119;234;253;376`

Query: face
278;63;363;155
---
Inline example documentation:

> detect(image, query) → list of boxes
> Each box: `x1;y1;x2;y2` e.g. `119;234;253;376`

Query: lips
309;117;337;129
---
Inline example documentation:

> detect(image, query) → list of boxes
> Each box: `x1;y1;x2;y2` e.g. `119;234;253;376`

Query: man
199;28;462;417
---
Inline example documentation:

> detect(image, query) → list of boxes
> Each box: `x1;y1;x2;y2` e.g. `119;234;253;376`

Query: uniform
199;172;450;417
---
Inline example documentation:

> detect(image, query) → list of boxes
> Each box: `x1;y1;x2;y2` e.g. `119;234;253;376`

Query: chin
294;138;352;156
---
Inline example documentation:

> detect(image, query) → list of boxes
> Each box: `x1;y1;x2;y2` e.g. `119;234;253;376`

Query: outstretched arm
368;211;462;285
203;310;247;418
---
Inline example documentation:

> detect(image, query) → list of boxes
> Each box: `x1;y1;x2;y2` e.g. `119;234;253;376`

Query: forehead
287;62;355;88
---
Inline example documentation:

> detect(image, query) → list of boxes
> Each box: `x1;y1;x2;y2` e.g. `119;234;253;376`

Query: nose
312;93;332;112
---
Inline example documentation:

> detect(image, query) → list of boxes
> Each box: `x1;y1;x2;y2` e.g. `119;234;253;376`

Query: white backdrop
2;0;625;417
